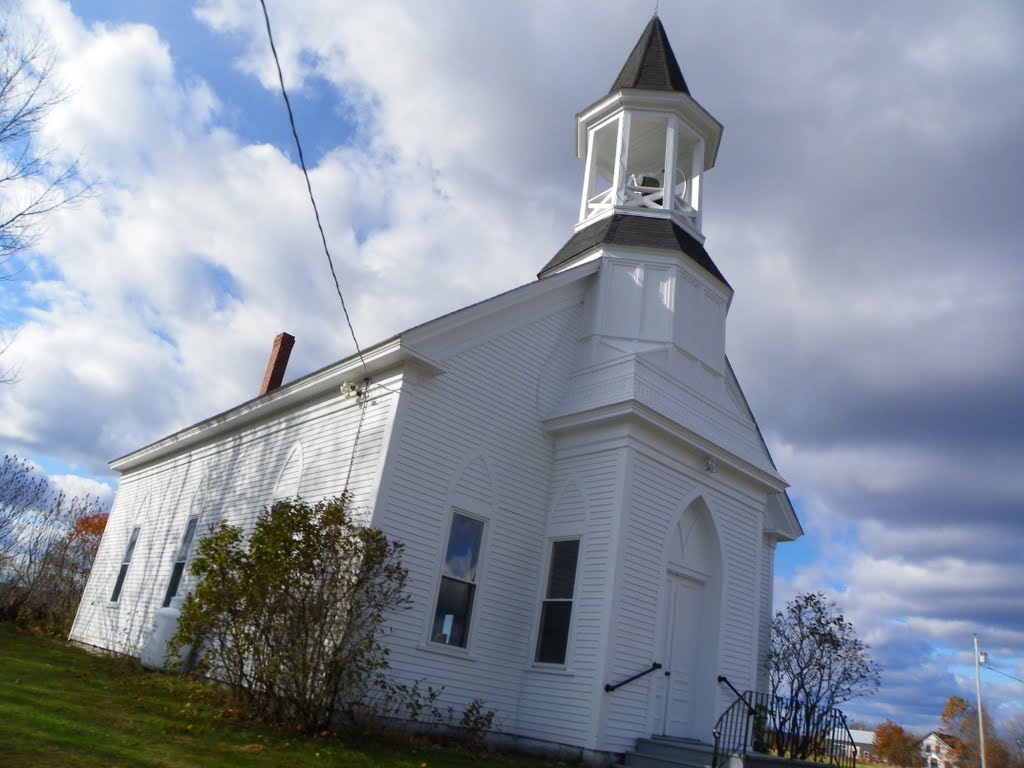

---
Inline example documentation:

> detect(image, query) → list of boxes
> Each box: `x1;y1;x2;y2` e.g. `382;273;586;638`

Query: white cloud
49;473;115;507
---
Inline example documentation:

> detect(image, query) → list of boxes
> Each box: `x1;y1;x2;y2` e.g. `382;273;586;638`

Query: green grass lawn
0;623;579;767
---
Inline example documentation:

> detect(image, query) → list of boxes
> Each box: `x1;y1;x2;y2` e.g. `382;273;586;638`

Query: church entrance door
660;571;705;738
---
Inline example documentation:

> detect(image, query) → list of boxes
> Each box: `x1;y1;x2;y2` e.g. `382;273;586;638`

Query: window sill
417;642;477;662
526;663;574;677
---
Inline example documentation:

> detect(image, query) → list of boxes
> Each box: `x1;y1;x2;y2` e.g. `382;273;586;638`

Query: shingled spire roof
608;15;689;95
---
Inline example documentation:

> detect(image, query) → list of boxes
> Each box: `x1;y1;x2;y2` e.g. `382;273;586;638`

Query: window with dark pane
535;538;580;664
431;512;484;648
163;516;199;607
110;526;141;603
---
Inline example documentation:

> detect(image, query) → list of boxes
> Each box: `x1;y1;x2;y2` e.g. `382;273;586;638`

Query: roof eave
109;338;442;474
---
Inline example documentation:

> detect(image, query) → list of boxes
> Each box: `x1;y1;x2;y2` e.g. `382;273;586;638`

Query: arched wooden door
654;498;722;740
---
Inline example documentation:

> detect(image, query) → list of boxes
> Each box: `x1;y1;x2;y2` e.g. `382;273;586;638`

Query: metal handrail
718;675;753;710
712;677;756;768
604;662;663;693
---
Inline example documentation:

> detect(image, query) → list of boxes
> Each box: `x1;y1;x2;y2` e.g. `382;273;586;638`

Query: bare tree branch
0;452;108;634
0;12;94;381
0;329;19;383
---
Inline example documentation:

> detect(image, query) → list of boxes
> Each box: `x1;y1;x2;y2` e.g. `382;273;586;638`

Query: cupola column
689;138;704;232
662;114;679;215
612;112;631;207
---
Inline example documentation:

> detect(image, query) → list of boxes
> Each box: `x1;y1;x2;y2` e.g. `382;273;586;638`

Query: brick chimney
259;332;295;396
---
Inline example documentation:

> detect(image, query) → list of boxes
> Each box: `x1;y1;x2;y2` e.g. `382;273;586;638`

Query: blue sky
2;0;1023;735
69;2;347;160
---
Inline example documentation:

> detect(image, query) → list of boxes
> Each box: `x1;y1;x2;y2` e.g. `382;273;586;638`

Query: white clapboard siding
758;536;775;693
371;301;583;740
605;450;687;751
70;382;401;653
515;447;624;748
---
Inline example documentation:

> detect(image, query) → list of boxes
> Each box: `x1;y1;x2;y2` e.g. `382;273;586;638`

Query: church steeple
540;17;725;281
608;16;689;95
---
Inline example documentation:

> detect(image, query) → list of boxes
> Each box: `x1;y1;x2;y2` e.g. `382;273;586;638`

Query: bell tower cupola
576;16;722;240
538;16;727;284
577;15;720;237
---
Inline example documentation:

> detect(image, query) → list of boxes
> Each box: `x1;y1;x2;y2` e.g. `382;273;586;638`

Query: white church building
71;17;802;759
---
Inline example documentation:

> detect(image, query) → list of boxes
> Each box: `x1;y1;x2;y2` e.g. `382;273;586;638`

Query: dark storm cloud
675;0;1024;730
770;373;1024;450
844;629;962;731
860;515;1024;562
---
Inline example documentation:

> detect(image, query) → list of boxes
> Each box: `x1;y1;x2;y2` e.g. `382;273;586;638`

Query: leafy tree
24;508;108;633
942;696;971;742
765;592;880;760
941;696;1012;768
0;13;90;383
768;592;881;708
0;452;107;634
1005;715;1024;768
170;494;410;734
874;720;921;766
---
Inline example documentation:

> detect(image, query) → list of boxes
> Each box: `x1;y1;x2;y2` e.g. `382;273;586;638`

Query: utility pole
974;634;987;768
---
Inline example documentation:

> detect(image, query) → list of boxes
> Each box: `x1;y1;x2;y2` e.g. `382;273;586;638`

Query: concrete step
628;738;715;768
626;753;700;768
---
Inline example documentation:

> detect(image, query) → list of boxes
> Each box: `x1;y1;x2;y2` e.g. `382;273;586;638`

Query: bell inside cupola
579;111;704;232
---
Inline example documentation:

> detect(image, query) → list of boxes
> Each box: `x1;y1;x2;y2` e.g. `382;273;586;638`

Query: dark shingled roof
539;214;729;288
609;16;689;95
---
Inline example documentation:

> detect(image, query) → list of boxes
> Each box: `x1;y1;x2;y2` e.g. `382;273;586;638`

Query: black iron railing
712;677;756;768
712;678;856;768
604;662;662;693
748;690;856;768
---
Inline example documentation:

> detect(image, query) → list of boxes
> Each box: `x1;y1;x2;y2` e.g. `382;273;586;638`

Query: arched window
163;475;207;607
273;442;304;500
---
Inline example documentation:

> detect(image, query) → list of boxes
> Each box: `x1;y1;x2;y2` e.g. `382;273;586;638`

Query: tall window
162;516;199;607
535;538;580;664
431;512;484;648
110;526;141;603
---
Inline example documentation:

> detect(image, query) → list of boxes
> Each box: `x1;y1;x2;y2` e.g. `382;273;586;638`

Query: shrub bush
170;494;410;734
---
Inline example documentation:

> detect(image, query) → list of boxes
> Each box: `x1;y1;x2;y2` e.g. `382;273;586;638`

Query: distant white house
70;16;801;761
828;726;875;762
849;729;877;761
920;732;960;768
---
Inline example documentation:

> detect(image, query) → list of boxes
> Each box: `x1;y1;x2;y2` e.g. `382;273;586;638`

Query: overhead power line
258;0;368;374
982;663;1024;685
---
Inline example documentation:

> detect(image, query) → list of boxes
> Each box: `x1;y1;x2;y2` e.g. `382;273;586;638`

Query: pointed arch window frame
162;474;209;608
162;515;199;607
110;525;141;604
273;441;305;501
